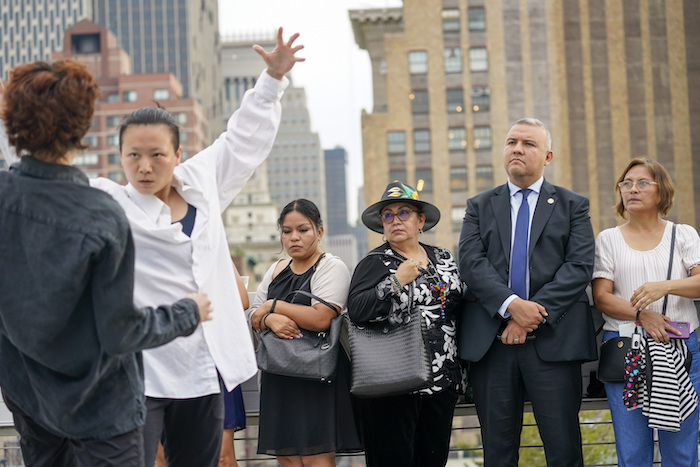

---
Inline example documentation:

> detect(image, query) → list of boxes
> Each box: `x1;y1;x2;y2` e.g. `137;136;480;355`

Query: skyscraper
93;0;223;139
0;0;92;79
351;0;700;250
324;147;350;236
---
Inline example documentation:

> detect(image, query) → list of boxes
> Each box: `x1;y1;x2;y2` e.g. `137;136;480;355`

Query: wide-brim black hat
361;181;441;233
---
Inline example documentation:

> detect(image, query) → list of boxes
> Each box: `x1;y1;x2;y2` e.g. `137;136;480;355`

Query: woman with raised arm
1;27;304;467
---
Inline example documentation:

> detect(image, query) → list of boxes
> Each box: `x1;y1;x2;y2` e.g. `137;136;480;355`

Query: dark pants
4;394;143;467
143;391;224;467
353;389;458;467
470;339;584;467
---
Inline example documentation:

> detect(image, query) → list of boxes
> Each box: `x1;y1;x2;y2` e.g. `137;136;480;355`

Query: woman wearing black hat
347;181;465;466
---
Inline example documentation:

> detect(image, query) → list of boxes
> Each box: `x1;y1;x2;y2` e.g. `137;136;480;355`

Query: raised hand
253;27;305;80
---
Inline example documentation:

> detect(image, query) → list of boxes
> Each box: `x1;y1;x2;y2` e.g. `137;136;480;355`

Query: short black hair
118;106;180;152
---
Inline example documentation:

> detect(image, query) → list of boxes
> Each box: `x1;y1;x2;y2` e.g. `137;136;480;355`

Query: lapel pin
547;198;555;204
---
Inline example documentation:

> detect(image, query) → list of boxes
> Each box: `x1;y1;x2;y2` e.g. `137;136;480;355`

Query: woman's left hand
630;281;669;311
254;27;305;80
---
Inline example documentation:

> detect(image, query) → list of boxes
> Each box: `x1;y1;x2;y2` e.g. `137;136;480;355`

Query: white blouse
593;221;700;332
248;253;351;321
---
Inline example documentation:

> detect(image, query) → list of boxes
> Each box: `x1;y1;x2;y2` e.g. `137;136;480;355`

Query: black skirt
257;350;362;456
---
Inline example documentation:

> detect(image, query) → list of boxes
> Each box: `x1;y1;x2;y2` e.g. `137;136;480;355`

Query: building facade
0;0;92;79
93;0;223;140
351;0;700;251
220;36;283;289
324;147;351;236
51;20;207;180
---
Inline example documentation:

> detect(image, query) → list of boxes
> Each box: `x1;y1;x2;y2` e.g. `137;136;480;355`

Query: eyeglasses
380;209;418;224
617;180;658;192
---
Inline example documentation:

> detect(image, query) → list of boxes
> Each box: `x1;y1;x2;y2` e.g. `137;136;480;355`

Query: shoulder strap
661;223;676;316
284;289;339;316
367;250;404;262
283;253;338;315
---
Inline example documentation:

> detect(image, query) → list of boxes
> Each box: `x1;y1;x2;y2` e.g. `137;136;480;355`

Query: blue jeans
603;330;700;467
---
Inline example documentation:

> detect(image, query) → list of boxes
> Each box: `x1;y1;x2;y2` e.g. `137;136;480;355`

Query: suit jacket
458;179;597;363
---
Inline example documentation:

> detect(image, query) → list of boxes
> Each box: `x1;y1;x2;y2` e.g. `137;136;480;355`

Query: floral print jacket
348;242;466;395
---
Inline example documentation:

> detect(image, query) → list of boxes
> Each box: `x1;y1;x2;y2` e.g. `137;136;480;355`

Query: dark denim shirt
0;157;200;440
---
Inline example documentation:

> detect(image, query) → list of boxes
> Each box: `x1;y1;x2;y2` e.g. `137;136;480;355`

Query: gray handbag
347;260;433;398
256;289;342;383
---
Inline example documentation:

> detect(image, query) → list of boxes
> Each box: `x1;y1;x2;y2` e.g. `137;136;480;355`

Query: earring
419;228;424;236
381;235;387;242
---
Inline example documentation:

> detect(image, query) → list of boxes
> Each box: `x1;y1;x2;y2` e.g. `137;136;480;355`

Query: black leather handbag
598;335;633;383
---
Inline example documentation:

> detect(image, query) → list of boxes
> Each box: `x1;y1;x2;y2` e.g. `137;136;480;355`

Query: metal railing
229;398;624;467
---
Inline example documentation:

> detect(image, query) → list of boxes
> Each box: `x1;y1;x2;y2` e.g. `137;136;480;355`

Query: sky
218;0;403;223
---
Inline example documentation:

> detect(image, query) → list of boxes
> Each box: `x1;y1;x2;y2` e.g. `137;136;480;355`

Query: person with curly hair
0;60;212;466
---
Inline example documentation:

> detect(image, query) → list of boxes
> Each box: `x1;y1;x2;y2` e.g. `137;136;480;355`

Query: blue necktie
511;189;531;299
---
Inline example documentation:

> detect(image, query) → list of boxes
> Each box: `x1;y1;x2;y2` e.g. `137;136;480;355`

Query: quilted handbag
256;290;342;383
347;284;432;398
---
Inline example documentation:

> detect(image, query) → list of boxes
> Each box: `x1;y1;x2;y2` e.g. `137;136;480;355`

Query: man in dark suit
458;118;596;466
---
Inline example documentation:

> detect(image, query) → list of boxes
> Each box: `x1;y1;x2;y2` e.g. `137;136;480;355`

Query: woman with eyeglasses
347;181;465;466
592;158;700;466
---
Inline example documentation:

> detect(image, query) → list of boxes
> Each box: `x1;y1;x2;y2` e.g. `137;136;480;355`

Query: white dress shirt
498;177;544;318
1;69;288;397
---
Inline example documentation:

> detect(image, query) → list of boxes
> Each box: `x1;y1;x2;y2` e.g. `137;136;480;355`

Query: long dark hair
118;106;180;152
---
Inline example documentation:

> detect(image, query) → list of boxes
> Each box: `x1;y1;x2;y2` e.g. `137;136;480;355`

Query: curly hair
2;60;100;162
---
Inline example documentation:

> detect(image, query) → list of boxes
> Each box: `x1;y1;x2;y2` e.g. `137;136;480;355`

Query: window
387;131;406;154
413;130;431;153
82;135;97;147
444;48;462;73
469;47;488;72
476;165;494;191
448;128;467;150
389;170;406;183
468;7;486;31
415;169;432;193
472;86;490;112
411;90;429;115
451;206;466;225
180;131;188;142
446;89;464;113
108;153;120;164
106;115;121;127
442;8;460;33
74;153;98;166
122;90;137;102
173;112;187;124
108;171;123;183
450;167;468;190
107;134;119;146
473;126;492;149
153;89;169;100
408;51;428;74
106;94;119;103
